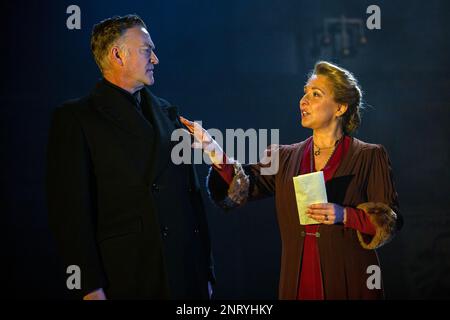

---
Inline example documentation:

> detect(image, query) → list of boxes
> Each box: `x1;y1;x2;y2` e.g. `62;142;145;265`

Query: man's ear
336;104;348;117
110;46;124;67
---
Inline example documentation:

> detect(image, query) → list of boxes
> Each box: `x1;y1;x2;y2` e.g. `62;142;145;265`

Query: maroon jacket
207;137;401;299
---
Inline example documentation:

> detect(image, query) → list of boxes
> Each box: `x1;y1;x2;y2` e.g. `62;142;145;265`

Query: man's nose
151;51;159;65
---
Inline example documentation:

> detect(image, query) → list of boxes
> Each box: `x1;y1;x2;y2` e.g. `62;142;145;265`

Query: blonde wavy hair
310;61;363;135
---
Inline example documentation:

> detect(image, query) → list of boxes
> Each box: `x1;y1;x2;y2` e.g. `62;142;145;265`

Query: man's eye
141;48;151;55
313;92;321;97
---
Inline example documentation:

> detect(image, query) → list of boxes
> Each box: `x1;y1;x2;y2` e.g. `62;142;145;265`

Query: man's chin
144;76;154;86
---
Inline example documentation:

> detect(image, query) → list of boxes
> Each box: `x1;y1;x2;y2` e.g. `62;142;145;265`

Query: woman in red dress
181;61;402;299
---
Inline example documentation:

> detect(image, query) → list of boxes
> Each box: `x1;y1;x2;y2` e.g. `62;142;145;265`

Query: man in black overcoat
47;14;214;300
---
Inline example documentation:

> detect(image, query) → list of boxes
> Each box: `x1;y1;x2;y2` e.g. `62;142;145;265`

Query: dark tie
133;91;143;115
133;90;153;125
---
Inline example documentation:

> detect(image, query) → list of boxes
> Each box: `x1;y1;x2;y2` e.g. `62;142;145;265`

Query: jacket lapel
142;88;174;182
291;139;309;177
89;80;185;183
334;137;360;177
91;80;153;138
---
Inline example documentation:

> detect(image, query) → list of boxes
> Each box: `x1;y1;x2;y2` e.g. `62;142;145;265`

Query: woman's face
299;74;344;131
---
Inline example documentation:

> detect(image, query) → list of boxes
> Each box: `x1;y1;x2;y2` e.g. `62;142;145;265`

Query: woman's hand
179;116;226;168
306;203;346;225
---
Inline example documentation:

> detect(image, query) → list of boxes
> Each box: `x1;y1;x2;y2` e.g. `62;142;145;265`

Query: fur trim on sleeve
356;202;398;250
206;161;250;210
220;162;250;208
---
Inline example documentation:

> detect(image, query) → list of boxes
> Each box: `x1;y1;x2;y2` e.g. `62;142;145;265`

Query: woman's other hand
306;203;346;225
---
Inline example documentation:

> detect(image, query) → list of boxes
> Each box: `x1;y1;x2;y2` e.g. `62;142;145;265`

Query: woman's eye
313;92;321;97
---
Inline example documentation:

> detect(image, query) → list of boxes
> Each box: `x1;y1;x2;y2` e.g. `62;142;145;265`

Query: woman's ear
336;104;348;117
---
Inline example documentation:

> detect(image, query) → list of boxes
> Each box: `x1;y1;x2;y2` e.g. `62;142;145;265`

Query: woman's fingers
191;142;204;149
181;117;210;142
307;212;329;219
306;203;342;225
307;207;329;215
307;209;335;224
181;127;192;133
307;214;334;224
180;118;220;161
308;203;332;210
179;115;191;124
180;116;204;136
307;213;322;221
179;116;191;126
180;117;194;133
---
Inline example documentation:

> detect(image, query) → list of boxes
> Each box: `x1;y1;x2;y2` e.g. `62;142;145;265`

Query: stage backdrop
3;0;449;299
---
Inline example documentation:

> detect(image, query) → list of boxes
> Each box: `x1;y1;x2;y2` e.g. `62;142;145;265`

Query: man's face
120;26;159;88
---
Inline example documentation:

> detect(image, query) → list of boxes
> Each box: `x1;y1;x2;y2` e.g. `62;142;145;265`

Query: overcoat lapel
91;81;153;138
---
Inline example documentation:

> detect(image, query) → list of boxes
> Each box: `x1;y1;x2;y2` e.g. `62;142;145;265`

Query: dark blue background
3;0;450;299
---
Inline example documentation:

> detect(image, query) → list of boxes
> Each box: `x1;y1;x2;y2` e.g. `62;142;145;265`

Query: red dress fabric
345;207;376;235
297;136;343;299
212;157;234;185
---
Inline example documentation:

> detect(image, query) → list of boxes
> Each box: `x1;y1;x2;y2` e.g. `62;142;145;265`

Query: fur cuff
356;202;398;250
221;161;250;208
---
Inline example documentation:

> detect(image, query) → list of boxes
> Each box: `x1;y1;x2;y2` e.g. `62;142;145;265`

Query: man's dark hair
90;14;147;72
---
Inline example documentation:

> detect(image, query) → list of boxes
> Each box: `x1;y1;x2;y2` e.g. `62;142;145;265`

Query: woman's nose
300;94;308;107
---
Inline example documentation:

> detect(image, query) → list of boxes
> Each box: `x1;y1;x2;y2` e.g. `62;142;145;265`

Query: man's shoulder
144;87;171;108
54;94;92;118
60;94;91;108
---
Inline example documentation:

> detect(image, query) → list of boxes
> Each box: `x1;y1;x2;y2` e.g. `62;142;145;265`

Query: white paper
293;171;328;225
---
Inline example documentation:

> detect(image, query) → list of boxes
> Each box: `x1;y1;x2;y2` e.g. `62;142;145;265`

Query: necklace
310;136;342;172
313;139;340;156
